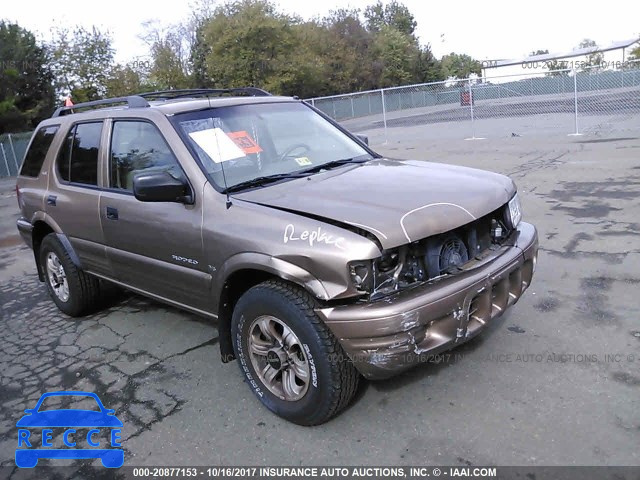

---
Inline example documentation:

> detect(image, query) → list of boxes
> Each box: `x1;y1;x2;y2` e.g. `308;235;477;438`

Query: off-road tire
231;280;359;425
40;233;100;317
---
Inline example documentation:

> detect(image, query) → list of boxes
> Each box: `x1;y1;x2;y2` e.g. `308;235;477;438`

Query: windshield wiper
298;156;371;175
224;156;372;193
224;172;308;193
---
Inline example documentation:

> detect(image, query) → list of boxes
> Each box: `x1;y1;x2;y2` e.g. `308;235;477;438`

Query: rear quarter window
19;126;60;177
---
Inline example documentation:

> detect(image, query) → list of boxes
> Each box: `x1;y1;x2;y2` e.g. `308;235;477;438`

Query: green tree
413;45;441;83
578;38;604;70
190;20;213;88
627;42;640;62
105;61;154;97
0;21;54;133
188;0;455;96
373;26;417;87
317;8;376;93
364;0;417;36
199;0;302;92
440;52;481;79
141;21;193;89
48;26;115;102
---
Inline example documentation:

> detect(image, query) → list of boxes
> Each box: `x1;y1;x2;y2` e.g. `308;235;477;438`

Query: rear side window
19;126;59;177
110;121;184;191
57;122;103;186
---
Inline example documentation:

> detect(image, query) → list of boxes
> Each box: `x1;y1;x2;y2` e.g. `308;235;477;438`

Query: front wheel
231;280;359;425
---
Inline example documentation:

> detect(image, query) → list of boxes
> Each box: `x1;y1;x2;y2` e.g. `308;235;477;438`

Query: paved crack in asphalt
0;273;218;470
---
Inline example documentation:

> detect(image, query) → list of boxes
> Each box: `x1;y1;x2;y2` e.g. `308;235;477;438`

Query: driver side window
110;121;184;191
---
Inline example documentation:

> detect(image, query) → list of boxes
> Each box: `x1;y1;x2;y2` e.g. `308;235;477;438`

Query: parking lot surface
1;131;638;470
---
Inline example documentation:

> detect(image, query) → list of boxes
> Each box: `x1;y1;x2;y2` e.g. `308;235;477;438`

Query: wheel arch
31;220;55;281
215;254;331;364
31;219;82;281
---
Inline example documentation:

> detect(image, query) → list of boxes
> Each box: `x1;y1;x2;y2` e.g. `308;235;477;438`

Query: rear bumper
317;222;538;380
16;217;33;248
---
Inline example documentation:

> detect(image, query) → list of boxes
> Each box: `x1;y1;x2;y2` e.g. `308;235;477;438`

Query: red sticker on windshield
227;131;263;154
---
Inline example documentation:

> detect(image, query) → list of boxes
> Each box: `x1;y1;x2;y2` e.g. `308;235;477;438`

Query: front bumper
317;222;538;379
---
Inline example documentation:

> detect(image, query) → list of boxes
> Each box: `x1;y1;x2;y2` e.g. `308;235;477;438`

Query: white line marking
400;203;476;242
346;222;388;240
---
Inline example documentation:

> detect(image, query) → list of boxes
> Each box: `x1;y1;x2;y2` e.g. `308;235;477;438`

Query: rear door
48;121;111;276
98;119;210;311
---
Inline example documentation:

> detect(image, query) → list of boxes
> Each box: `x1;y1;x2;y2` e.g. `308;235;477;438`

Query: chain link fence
3;64;639;176
307;60;640;143
0;132;31;178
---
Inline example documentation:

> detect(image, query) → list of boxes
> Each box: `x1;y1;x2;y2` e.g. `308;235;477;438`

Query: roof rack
50;87;272;118
138;87;272;100
52;95;149;118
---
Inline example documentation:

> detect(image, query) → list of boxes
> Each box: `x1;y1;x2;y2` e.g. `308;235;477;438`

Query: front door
99;119;210;311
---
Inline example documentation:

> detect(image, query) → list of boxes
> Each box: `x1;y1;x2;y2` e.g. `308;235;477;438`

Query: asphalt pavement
0;131;638;472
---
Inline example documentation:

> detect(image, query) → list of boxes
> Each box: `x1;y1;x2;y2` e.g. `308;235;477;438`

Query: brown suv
16;88;538;425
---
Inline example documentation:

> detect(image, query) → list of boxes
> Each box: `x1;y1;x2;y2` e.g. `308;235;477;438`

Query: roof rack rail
138;87;272;100
51;95;149;118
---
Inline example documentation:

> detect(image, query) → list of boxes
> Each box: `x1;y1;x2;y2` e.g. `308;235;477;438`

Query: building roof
486;37;640;69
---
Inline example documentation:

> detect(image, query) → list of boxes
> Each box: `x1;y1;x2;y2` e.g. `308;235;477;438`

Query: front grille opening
469;291;491;329
370;203;514;300
491;278;509;318
508;269;523;305
422;204;513;280
521;260;534;290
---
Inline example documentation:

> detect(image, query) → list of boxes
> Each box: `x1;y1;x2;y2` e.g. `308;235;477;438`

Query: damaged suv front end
319;204;537;379
231;156;538;380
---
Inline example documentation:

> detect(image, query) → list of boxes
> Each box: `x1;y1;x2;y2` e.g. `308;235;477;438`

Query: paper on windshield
188;128;247;163
227;131;263;154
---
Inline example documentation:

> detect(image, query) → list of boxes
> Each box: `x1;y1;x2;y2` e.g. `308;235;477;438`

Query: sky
3;0;639;63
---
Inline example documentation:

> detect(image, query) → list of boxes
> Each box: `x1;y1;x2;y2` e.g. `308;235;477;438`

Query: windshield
172;102;372;190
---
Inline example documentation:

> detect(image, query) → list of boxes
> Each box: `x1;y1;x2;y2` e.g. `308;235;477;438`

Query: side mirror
133;171;191;204
355;134;369;146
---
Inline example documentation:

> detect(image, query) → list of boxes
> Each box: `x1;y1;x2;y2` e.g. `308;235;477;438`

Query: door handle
46;195;57;206
106;206;118;220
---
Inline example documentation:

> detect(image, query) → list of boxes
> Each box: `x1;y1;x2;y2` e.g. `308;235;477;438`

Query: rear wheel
231;280;359;425
40;234;100;317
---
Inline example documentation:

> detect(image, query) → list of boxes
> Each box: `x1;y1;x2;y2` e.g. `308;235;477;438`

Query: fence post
569;69;582;136
311;98;315;107
0;142;11;177
468;78;477;139
380;88;388;143
350;97;355;118
8;133;19;173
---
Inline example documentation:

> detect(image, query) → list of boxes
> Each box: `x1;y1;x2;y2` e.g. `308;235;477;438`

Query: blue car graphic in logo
16;391;123;468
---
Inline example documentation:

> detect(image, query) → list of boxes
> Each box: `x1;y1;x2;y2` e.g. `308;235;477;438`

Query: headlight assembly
506;193;522;229
349;261;373;292
349;250;400;295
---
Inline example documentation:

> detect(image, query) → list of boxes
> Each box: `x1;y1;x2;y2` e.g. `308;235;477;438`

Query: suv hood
234;159;515;250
